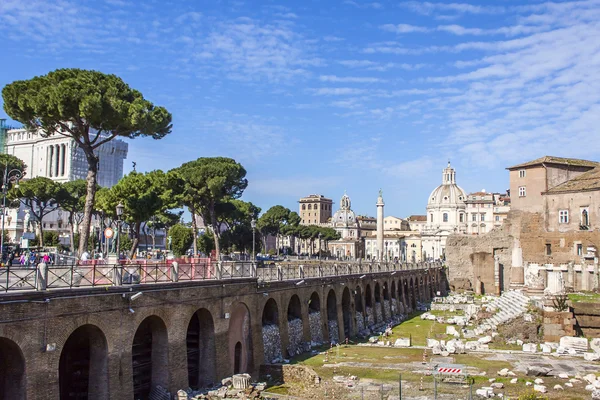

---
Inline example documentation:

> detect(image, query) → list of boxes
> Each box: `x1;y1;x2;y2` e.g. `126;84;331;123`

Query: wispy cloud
380;24;429;33
344;1;383;9
319;75;385;83
400;1;506;16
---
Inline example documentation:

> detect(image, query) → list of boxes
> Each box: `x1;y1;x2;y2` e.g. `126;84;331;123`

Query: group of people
2;249;54;267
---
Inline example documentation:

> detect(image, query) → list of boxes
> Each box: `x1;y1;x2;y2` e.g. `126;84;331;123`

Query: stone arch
0;337;26;400
342;287;352;339
186;308;216;389
228;302;253;375
286;295;304;357
132;316;169;400
308;292;323;343
326;289;339;343
262;298;282;363
59;324;108;400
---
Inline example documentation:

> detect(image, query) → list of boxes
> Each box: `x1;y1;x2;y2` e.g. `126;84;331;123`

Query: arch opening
390;281;397;316
262;298;282;363
364;284;374;325
186;309;216;389
382;282;391;321
59;324;108;400
308;292;323;343
0;337;26;400
132;316;169;400
354;286;365;333
228;303;253;375
326;289;339;344
286;295;305;357
342;287;352;339
374;283;383;322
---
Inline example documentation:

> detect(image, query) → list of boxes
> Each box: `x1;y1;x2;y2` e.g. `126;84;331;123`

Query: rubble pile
355;312;365;332
383;300;391;319
176;375;266;399
308;311;323;343
390;298;398;315
286;318;306;357
262;324;282;363
328;319;339;343
375;303;383;322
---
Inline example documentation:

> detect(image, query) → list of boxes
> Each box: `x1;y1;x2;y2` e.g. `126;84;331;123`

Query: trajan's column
376;189;384;260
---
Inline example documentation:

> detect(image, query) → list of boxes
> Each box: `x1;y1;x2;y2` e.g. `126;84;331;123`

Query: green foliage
96;170;175;257
168;224;194;257
552;294;569;311
10;177;63;248
2;68;172;256
198;231;215;256
0;154;27;184
517;391;548;400
31;231;60;247
217;199;260;253
170;157;248;259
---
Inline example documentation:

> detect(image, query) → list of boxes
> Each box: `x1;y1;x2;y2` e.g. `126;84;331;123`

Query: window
308;204;312;210
480;213;485;222
459;213;464;223
519;186;526;197
545;243;552;256
495;216;500;222
582;209;589;226
430;214;433;222
302;204;306;210
577;244;583;256
472;213;477;222
519;169;526;178
443;213;448;222
559;210;569;224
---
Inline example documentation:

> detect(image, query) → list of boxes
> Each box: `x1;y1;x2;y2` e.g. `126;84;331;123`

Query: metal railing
0;260;442;293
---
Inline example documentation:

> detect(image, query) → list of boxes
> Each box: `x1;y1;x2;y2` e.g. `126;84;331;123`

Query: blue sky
1;0;600;219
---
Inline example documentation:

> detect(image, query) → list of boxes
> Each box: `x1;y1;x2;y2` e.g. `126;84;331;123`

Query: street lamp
1;166;22;262
116;202;124;260
250;218;256;261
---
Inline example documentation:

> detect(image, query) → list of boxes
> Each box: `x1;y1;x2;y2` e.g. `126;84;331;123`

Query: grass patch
384;313;453;346
568;292;600;303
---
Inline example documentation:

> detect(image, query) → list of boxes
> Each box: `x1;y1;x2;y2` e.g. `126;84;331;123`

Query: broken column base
232;373;251;390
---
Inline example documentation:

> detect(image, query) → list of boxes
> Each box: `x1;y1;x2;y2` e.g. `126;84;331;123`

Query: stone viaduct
0;260;445;400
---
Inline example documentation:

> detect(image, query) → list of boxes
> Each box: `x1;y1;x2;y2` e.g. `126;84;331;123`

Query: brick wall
0;268;442;400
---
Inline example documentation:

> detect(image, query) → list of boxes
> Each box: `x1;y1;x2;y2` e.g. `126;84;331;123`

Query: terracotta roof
544;167;600;194
407;215;427;221
507;156;599;170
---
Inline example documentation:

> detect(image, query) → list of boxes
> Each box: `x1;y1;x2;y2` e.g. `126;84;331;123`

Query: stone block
559;336;588;353
584;353;600;361
534;384;547;393
394;338;411;347
522;343;537;353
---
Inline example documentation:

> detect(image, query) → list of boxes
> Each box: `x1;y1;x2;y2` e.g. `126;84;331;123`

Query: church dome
333;191;357;226
427;162;467;206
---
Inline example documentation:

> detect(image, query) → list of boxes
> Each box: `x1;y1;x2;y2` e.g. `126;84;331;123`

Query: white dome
332;191;357;226
427;162;466;206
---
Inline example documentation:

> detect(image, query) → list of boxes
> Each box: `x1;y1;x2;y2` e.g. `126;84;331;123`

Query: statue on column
23;209;31;233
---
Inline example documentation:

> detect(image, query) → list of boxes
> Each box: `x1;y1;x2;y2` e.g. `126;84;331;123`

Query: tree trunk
190;205;198;256
78;148;99;258
129;222;140;259
209;202;220;260
68;213;75;253
37;216;44;249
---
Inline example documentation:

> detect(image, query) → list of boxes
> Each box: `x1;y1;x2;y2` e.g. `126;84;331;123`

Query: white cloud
400;1;506;16
380;24;429;33
311;87;368;96
344;1;383;9
319;75;384;83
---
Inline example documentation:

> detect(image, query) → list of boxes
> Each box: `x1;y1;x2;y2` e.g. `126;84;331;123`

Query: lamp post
1;166;22;261
115;202;124;261
250;218;256;261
